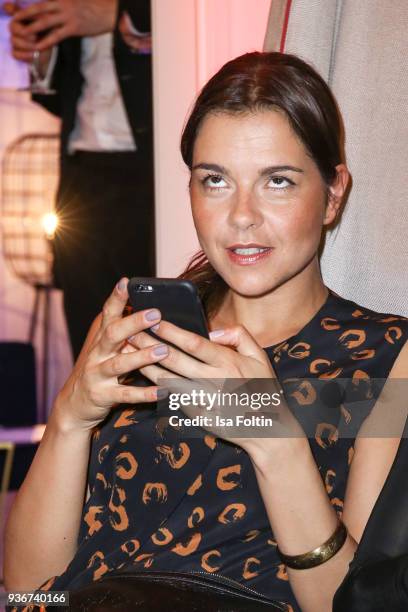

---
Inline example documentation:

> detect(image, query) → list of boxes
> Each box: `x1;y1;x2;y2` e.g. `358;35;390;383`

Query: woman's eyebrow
192;163;230;175
259;165;304;175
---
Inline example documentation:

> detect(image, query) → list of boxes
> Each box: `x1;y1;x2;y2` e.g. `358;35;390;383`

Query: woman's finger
98;308;162;356
209;325;267;361
129;327;214;379
99;277;130;330
139;361;183;385
111;383;160;405
147;320;227;366
98;343;169;379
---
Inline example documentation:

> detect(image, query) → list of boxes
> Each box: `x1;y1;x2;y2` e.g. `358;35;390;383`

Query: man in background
7;0;155;359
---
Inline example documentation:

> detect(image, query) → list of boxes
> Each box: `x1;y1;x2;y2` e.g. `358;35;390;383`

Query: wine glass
17;0;56;94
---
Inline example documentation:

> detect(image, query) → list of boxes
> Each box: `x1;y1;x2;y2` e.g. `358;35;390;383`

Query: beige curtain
264;0;408;317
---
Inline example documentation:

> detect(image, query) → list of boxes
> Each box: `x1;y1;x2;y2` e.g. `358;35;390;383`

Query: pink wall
152;0;272;277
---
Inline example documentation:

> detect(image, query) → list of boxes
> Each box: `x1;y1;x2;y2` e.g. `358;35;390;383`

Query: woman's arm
3;408;94;592
3;280;168;591
248;340;408;612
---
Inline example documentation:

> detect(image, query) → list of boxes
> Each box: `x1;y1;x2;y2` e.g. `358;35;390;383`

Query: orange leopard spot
201;549;222;572
352;369;370;381
156;442;191;468
331;497;344;516
352;309;364;318
351;349;375;360
172;532;202;556
204;434;217;449
98;444;110;464
84;505;104;536
315;423;338;449
338;329;366;349
243;557;261;579
289;380;317;405
188;506;205;528
187;474;203;495
114;409;139;428
96;472;109;489
287;342;311;359
121;539;141;555
321;317;340;330
134;553;154;568
242;530;260;542
325;469;336;494
216;464;241;490
319;367;343;380
218;503;246;524
310;358;332;374
142;482;168;504
151;527;174;545
108;486;129;531
277;563;289;581
385;326;402;344
87;551;109;581
341;405;352;424
115;451;138;479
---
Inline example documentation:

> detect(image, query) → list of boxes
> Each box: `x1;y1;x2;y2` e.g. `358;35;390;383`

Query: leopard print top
15;288;408;612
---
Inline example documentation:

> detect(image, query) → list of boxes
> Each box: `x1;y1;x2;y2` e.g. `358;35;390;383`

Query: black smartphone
127;277;209;339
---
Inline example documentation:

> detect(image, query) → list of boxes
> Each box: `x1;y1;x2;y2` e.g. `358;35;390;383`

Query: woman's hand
128;320;300;452
53;278;169;432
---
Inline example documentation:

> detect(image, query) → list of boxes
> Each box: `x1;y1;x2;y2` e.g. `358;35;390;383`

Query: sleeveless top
19;289;408;612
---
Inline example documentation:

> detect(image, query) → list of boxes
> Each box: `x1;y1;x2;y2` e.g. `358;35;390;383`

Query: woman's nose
227;190;263;231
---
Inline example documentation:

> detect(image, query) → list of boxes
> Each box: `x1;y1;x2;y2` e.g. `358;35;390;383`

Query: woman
4;52;408;612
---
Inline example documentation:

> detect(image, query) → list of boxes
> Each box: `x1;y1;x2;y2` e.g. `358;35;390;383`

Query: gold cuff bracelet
277;521;348;570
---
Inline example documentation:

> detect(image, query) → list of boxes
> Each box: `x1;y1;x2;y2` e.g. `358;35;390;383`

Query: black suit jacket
33;0;152;159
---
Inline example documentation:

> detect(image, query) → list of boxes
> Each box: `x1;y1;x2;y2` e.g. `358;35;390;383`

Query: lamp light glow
42;212;58;238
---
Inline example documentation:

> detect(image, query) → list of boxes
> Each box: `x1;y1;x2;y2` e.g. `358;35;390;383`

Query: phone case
127;278;209;339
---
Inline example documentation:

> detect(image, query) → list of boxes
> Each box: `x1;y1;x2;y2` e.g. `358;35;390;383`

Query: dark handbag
59;569;287;611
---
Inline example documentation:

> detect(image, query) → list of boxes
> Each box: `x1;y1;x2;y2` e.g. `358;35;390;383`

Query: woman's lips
226;247;273;266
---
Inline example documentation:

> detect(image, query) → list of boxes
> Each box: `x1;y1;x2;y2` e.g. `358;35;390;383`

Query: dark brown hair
178;52;345;320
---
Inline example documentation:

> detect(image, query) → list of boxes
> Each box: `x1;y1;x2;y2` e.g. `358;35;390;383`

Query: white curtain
264;0;408;316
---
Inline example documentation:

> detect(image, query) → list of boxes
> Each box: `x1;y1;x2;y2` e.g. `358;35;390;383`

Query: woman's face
190;109;345;298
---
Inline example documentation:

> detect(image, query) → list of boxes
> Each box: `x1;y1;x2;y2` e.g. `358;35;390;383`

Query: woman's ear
323;164;350;225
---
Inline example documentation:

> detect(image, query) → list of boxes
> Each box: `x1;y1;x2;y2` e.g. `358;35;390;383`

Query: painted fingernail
150;324;160;332
156;388;169;400
152;344;168;356
145;309;160;322
209;329;225;339
116;278;127;292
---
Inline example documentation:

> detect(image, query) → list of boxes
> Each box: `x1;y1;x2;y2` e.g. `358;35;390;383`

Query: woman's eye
267;176;294;190
202;174;228;190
